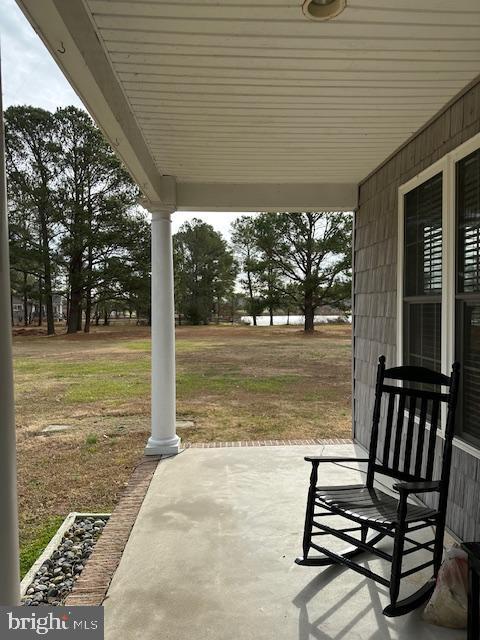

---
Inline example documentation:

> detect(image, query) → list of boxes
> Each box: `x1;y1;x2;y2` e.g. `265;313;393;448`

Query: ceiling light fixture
303;0;346;21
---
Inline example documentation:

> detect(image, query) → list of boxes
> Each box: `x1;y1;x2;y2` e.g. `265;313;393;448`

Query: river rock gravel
21;516;109;606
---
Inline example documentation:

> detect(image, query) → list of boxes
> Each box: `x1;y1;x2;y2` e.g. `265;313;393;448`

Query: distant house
11;295;66;326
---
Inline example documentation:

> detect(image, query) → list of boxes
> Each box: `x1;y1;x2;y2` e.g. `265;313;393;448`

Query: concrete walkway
104;444;465;640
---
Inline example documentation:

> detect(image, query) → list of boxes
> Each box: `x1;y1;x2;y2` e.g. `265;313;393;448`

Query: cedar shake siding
354;77;480;541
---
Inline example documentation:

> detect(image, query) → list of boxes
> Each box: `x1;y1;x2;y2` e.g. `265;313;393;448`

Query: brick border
64;438;353;605
65;456;161;606
184;438;352;448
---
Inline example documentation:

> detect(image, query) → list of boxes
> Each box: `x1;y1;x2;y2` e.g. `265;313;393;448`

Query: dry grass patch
13;322;351;573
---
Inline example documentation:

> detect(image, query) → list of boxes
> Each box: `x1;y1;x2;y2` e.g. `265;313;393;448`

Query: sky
0;0;251;241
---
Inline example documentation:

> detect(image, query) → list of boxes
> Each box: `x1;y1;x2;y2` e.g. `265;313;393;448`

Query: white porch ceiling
15;0;480;210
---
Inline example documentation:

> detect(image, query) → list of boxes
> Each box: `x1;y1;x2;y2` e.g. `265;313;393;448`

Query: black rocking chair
296;356;460;617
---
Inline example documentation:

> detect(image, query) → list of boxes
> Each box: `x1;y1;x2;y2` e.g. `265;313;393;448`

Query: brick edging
183;438;352;448
65;456;161;606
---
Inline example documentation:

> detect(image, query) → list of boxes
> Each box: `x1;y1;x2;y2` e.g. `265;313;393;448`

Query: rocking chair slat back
367;356;460;490
382;393;395;467
392;393;406;472
414;397;428;477
426;399;441;480
403;396;416;474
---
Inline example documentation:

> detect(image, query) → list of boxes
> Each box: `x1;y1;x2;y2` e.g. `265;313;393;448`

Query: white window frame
397;131;480;455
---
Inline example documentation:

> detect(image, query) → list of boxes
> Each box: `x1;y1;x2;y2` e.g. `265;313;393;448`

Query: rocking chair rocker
296;356;460;617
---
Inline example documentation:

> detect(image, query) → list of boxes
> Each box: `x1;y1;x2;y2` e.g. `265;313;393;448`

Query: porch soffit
15;0;480;211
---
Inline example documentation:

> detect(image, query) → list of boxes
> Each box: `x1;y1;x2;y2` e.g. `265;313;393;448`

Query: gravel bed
22;516;109;606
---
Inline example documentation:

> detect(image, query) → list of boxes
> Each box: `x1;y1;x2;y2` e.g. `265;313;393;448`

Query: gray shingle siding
354;77;480;541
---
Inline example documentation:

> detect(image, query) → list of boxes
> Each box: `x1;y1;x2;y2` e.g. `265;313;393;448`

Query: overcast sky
0;0;252;240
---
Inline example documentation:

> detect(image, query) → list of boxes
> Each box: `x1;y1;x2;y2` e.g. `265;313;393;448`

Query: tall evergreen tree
173;219;237;325
54;107;137;333
5;106;60;334
252;213;285;326
231;216;263;326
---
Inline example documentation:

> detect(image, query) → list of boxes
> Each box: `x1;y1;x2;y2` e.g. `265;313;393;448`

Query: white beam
0;58;20;605
176;182;357;212
145;206;180;456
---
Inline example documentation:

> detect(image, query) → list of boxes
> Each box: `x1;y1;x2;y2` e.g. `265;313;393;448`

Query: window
403;173;443;374
456;149;480;444
398;133;480;451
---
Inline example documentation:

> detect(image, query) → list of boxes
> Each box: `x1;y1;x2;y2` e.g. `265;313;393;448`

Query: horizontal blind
458;150;480;294
404;173;442;381
405;173;443;298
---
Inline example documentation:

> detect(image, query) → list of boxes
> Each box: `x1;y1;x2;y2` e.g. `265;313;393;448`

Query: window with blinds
403;173;442;375
456;149;480;444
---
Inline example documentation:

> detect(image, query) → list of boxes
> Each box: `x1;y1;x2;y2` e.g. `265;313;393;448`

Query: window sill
452;435;480;460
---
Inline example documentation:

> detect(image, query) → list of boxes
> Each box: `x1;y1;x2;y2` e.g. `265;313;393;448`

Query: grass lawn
13;322;351;576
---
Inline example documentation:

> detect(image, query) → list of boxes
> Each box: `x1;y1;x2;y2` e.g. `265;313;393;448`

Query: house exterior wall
354;77;480;541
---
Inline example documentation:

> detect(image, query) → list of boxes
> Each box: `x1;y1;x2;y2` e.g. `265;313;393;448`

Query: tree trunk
38;277;43;326
83;247;93;333
67;251;83;334
103;308;109;326
38;208;55;335
304;216;315;334
304;300;315;333
23;272;28;326
246;269;257;326
84;293;91;333
269;305;274;326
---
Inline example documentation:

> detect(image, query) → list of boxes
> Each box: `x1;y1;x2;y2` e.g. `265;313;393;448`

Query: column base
144;434;181;456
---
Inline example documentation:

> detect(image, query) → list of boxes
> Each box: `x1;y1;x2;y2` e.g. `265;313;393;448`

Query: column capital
138;198;176;218
150;204;176;219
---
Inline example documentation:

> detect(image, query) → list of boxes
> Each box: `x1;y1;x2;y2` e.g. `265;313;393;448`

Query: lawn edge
65;455;161;606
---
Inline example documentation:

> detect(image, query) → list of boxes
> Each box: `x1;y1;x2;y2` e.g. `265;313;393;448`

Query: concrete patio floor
104;444;465;640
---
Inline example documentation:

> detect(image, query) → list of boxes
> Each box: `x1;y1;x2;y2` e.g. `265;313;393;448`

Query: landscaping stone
42;424;76;434
176;420;195;429
21;515;109;606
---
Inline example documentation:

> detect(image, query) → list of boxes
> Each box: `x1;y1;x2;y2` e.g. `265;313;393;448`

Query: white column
145;206;181;455
0;58;20;604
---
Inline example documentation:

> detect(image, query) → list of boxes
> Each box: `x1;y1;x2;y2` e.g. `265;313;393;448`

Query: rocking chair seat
316;484;438;526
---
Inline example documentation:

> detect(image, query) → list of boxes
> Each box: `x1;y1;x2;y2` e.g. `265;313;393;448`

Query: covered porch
103;443;461;640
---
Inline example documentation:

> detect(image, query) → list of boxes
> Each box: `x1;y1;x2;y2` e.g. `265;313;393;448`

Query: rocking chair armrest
393;480;442;495
304;456;370;464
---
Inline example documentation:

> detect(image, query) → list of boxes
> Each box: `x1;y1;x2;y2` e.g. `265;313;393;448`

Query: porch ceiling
16;0;480;210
